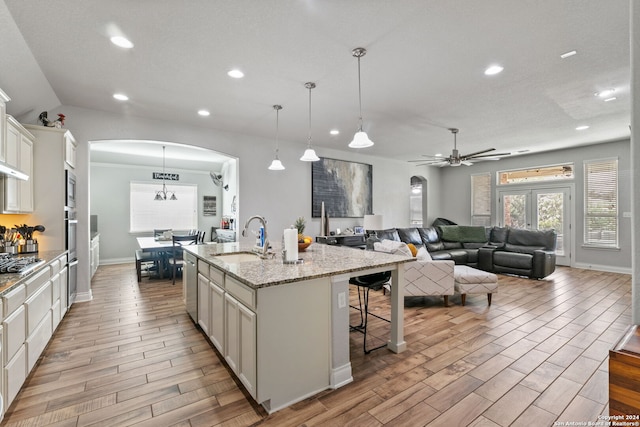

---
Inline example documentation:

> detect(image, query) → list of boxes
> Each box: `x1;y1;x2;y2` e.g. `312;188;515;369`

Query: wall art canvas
312;157;372;218
203;195;217;216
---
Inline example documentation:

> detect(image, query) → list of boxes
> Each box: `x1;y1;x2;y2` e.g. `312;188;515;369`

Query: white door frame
497;183;575;267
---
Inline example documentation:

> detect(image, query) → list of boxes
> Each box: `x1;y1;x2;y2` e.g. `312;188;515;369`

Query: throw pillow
374;240;412;257
416;246;432;261
406;243;418;257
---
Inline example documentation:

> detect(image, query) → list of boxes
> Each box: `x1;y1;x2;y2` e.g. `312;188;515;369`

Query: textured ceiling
3;0;631;164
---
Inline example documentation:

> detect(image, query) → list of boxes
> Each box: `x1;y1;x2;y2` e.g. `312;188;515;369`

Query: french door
498;186;572;266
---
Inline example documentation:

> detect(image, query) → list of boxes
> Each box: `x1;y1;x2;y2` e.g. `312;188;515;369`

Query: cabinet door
3;305;26;363
224;293;239;374
5;121;19;168
65;133;77;168
209;281;224;353
197;273;210;335
18;134;33;212
238;303;257;398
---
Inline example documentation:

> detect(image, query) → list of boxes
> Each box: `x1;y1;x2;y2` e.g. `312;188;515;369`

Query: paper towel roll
283;228;298;262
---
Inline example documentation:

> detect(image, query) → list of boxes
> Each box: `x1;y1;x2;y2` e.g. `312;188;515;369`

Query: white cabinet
224;292;257;399
197;273;210;336
64;132;77;169
23;125;76;253
0;87;10;164
90;234;100;278
209;280;225;353
1;254;69;410
1;117;34;213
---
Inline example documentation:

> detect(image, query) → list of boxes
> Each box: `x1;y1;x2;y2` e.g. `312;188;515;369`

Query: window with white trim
584;158;618;247
130;182;198;232
471;173;491;226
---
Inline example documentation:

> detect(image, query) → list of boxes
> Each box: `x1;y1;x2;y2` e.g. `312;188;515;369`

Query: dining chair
169;234;199;285
197;230;205;243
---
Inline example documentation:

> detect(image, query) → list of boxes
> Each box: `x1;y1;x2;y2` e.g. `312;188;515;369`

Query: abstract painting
312;157;372;218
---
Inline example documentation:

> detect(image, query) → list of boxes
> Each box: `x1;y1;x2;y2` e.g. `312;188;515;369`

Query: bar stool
349;271;392;354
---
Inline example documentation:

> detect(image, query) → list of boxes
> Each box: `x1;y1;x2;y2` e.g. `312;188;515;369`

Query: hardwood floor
0;264;631;426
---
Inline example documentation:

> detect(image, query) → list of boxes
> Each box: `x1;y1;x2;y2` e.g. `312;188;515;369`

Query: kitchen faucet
242;215;272;258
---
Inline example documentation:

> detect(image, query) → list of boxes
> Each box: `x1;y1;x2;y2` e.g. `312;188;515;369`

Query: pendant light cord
308;84;312;147
357;55;363;130
276;107;280;156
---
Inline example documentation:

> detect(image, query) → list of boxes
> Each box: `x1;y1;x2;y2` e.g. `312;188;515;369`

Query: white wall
437;139;632;272
91;163;222;263
52;105;436;274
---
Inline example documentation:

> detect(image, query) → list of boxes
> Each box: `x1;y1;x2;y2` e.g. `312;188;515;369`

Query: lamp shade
300;148;320;162
363;214;383;232
348;130;374;148
268;159;285;170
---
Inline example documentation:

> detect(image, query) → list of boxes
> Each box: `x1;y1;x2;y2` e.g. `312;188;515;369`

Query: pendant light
300;82;320;162
348;47;374;149
268;105;285;170
154;146;177;200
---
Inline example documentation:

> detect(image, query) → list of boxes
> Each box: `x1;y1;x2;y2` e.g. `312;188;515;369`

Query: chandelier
154;146;177;200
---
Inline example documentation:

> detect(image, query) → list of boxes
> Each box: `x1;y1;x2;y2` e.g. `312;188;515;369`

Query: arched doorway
410;175;428;226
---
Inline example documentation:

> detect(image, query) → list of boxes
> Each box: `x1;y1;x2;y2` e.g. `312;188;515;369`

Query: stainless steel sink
213;252;261;263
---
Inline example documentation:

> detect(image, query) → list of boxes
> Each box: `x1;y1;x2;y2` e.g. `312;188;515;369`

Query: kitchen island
183;242;414;414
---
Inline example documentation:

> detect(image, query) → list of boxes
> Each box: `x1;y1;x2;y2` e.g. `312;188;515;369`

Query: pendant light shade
154;145;177;201
268;105;286;170
300;82;320;162
348;47;374;149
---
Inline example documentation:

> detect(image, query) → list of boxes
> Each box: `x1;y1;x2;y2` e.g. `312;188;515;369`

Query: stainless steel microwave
65;169;76;209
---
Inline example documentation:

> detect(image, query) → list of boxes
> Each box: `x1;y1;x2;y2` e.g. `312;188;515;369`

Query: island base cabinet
209;281;224;353
197;273;210;336
224;293;257;399
256;278;331;413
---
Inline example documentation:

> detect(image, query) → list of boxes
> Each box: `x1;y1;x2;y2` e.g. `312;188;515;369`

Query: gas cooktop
0;254;45;275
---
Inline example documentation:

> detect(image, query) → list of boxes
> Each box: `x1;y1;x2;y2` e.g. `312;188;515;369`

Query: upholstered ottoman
454;265;498;306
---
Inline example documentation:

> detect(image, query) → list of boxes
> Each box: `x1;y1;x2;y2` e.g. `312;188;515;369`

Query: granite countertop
184;242;414;289
0;250;68;295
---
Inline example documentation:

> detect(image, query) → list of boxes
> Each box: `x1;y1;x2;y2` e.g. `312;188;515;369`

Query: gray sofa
370;225;557;279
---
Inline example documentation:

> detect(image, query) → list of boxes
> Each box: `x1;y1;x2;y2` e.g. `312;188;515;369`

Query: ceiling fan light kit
348;47;374;149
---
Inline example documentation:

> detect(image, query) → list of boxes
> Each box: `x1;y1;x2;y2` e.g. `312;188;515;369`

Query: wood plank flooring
0;263;631;426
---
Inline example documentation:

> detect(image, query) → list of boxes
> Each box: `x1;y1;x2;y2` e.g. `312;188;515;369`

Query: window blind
130;182;198;232
471;173;491;226
584;158;618;247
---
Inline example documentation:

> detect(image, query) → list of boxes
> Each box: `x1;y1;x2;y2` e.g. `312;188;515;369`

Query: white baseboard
99;258;134;265
74;290;93;303
572;262;632;275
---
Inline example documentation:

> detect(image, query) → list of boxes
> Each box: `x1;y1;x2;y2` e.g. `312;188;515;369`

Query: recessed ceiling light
113;93;129;101
110;36;134;49
227;69;244;79
560;50;577;59
604;97;617;102
330;129;340;135
484;65;504;76
198;110;210;117
595;88;615;98
576;125;589;131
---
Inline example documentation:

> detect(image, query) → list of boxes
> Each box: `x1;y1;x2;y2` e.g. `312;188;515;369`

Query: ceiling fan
210;172;229;191
410;128;511;167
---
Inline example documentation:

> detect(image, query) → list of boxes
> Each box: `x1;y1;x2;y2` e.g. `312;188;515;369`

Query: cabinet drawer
25;280;52;336
226;276;255;310
3;284;25;317
208;266;224;286
27;311;52;372
25;267;51;298
51;300;61;331
197;259;208;276
4;344;26;409
50;258;62;275
3;305;26;363
52;272;61;302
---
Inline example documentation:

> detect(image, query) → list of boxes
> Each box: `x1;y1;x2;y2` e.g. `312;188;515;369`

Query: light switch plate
338;291;346;308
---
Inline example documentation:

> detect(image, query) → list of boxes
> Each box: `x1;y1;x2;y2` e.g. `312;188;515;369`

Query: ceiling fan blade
460;148;495;159
468;152;511;159
461;160;474;166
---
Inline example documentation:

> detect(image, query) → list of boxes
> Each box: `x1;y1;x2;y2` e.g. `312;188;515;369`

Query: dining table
136;236;175;278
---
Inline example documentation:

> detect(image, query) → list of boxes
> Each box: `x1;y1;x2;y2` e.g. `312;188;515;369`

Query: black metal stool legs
349;283;390;354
